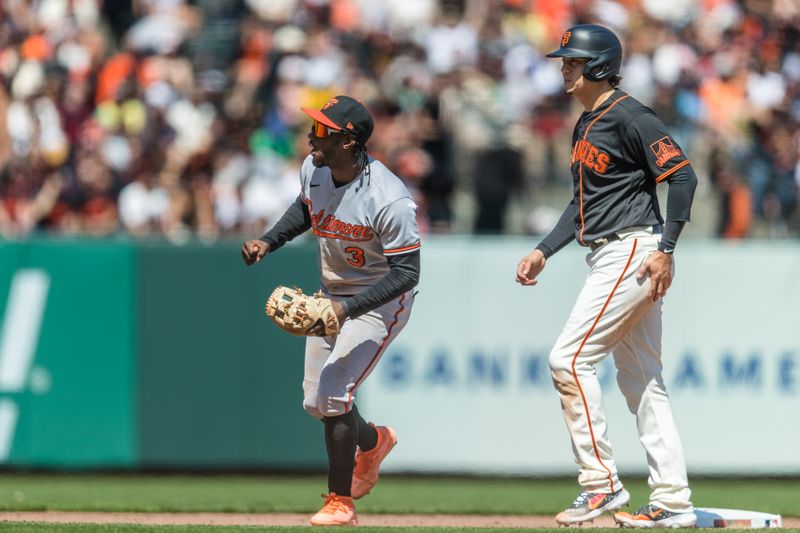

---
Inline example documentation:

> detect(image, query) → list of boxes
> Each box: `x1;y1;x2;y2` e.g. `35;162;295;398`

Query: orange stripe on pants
569;239;638;493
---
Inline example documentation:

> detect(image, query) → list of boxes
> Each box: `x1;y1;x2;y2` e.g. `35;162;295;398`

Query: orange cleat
310;493;358;526
351;425;397;499
614;504;697;528
555;488;630;525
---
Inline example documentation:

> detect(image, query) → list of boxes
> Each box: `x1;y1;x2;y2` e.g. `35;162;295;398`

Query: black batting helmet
546;24;622;82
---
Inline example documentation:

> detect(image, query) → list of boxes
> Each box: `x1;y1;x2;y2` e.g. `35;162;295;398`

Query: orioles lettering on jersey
312;209;375;241
572;139;611;174
649;136;682;167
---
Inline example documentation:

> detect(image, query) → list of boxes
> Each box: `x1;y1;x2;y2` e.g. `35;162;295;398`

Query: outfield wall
0;241;136;467
0;238;326;469
360;237;800;476
0;237;797;474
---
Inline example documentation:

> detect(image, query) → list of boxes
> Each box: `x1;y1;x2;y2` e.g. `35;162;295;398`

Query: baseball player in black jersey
515;25;698;528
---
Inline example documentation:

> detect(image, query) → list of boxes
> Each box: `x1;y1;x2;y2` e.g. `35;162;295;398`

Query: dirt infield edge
0;512;797;529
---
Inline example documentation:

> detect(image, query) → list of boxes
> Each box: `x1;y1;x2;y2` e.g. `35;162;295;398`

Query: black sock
351;405;378;452
323;411;358;496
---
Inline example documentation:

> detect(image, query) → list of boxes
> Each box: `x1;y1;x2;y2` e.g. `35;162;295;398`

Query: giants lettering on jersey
572;139;611;173
312;209;374;241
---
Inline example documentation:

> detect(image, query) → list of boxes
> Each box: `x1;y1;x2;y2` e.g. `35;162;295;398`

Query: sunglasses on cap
311;120;347;138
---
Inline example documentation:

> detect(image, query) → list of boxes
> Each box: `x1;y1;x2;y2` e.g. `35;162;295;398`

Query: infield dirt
0;512;798;528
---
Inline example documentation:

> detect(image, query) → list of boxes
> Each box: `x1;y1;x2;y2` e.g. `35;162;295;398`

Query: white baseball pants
548;228;693;513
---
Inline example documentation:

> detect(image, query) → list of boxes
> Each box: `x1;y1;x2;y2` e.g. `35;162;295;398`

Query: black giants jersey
569;89;691;244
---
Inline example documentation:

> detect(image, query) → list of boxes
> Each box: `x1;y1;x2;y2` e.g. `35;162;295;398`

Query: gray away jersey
299;155;421;295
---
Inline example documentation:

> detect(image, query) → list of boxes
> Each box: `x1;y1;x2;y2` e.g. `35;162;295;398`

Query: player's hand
241;240;269;265
308;299;346;336
637;250;673;302
516;249;546;286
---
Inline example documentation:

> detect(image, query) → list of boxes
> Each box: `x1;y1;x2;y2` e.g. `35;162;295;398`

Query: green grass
0;474;797;516
0;474;797;532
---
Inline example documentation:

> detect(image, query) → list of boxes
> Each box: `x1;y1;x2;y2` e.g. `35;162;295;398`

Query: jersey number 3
344;246;365;267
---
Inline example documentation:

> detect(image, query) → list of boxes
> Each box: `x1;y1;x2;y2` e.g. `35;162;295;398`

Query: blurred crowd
1;0;799;241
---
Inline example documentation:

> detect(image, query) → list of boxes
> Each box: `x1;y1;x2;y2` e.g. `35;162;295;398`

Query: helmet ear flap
582;56;607;82
581;50;621;82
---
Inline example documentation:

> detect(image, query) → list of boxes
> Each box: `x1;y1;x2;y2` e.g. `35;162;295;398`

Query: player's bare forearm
516;248;546;286
241;239;269;265
637;250;673;302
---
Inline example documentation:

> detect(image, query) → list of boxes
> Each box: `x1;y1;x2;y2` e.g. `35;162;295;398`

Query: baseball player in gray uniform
241;96;420;526
516;25;698;528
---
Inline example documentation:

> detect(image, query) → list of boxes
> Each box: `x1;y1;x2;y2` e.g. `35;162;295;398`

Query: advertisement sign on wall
359;239;800;475
0;242;137;467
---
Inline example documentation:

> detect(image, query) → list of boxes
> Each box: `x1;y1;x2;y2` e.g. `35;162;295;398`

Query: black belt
588;224;663;251
588;233;621;251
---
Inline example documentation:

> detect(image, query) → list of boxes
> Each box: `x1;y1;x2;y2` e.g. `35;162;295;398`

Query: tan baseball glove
265;286;340;337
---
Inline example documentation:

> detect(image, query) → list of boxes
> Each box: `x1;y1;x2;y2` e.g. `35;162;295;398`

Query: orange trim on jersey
384;242;421;255
345;293;408;413
578;165;585;244
655;159;691;183
570;238;638;492
312;229;372;242
577;95;630;245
